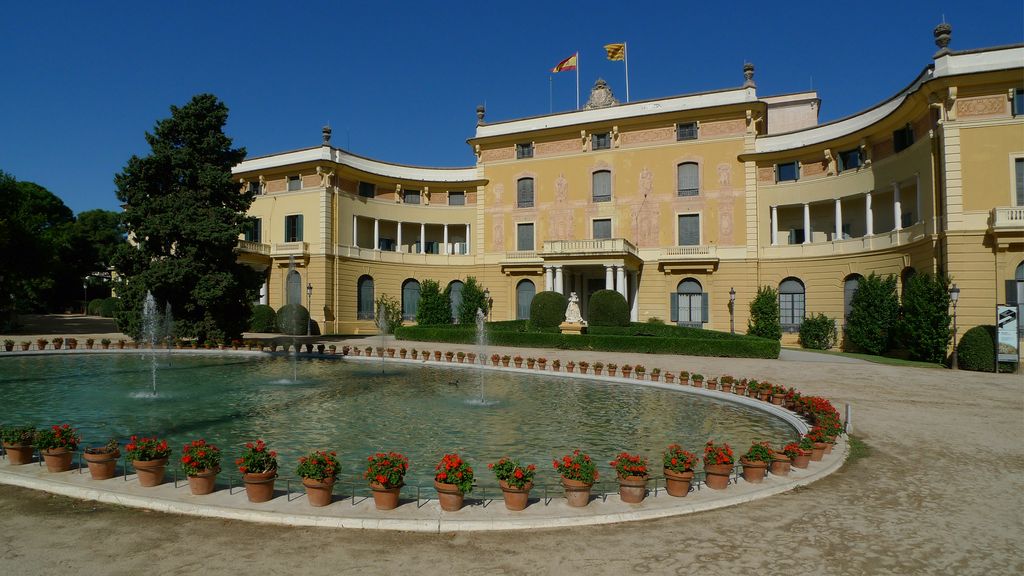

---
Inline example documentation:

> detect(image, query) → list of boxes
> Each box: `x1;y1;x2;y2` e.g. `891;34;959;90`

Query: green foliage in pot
0;425;35;445
34;424;80;451
296;450;340;481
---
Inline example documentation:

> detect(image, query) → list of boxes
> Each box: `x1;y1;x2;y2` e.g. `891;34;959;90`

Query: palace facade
232;26;1024;344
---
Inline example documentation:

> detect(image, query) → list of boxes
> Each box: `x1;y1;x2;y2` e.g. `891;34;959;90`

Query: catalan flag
604;43;625;61
552;53;578;73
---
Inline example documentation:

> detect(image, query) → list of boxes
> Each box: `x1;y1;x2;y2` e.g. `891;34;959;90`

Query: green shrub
747;286;781;340
99;297;122;318
248;304;277;333
898;273;950;363
455;277;489;325
589;290;629;327
87;298;105;316
276;304;309;335
846;273;899;355
799;313;838;350
529;291;567;328
375;294;402;333
415;279;451;325
958;325;995;372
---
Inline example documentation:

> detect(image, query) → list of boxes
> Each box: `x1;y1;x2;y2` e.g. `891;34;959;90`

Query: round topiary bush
87;298;105;316
588;290;630;327
529;291;568;328
957;325;996;372
99;297;122;318
276;304;310;335
249;304;278;333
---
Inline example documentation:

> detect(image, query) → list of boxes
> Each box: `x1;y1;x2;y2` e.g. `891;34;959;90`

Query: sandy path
1;344;1021;575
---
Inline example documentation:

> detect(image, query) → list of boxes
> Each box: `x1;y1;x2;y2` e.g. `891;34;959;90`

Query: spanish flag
604;43;625;61
552;53;578;73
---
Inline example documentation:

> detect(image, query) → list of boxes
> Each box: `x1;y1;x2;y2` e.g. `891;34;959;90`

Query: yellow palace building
232;25;1024;344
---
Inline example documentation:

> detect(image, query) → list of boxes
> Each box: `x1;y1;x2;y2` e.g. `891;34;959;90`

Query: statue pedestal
559;322;587;336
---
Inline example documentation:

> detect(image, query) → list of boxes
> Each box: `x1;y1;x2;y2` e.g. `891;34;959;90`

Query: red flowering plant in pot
34;424;81;473
785;440;813;469
662;444;698;497
609;451;649;503
739;441;772;484
553;449;598;507
1;425;37;465
702;440;734;490
125;436;171;487
296;450;340;507
805;426;829;461
180;439;222;495
236;440;278;503
489;457;536;511
364;451;410;510
434;453;474;511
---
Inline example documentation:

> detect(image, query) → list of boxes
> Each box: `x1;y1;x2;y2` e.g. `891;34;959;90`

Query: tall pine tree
113;94;260;343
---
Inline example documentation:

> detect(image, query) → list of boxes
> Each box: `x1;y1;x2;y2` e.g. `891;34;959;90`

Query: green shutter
296;215;304;241
670;293;678;323
700;293;709;324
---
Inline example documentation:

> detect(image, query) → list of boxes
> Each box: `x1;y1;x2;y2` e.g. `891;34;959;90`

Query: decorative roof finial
322;125;332;145
584;78;619;109
934;22;952;57
476;105;486;126
743;62;755;88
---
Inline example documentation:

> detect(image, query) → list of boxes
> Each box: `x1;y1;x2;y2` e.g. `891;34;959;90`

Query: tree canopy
113;93;259;343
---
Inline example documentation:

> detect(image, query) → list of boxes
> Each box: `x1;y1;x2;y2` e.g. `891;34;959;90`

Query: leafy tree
898;273;951;363
415;279;451;325
112;94;260;343
845;272;899;355
455;277;488;325
799;313;838;350
375;294;402;333
747;286;781;340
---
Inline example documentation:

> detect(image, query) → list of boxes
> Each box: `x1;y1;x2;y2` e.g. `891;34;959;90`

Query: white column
834;199;843;240
260;280;269;305
915;173;921;226
770;205;778;246
465;224;471;254
373;218;380;250
352;215;357;246
420;223;426;254
605;265;614;289
443;224;449;254
866;192;874;236
544;266;554;291
893;182;902;231
802;203;811;244
554;266;564;293
616;266;626;298
630;271;639;321
396;222;403;252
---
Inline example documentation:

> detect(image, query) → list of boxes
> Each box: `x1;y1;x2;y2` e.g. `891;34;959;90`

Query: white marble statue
565;292;583;324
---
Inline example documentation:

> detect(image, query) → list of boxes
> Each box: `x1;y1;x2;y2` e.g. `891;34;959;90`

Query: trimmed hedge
276;304;310;335
248;304;277;333
957;325;995;372
87;298;105;316
99;297;122;318
530;291;567;329
588;290;630;327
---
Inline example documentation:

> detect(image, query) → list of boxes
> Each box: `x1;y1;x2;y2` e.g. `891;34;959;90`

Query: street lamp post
729;287;736;335
949;283;960;370
306;282;313;337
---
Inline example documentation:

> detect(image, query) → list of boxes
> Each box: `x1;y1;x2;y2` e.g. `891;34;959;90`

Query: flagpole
576;51;580;110
624;42;630;102
549;75;553;114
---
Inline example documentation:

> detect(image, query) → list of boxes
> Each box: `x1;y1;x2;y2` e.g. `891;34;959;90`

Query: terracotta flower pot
692;379;703;388
703;463;733;490
663;468;694;497
607;368;617;377
42;448;74;473
790;451;811;469
735;385;747;396
593;367;602;375
2;443;35;465
771;396;784;406
188;468;219;495
758;391;770;402
561;477;593;507
243;470;277;503
513;360;522;368
664;373;675;383
434;480;465;512
740;458;768;484
770;456;791;477
810;442;828;461
617;475;648;503
83;449;120;480
370;481;403;510
720;382;732;393
133;458;168;487
499;480;532;511
705;380;717;390
620;368;632;378
302;477;335;507
824;441;835;455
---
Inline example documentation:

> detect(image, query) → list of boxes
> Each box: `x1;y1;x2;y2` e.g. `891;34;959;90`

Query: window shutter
296;215;303;241
670;293;678;323
678;214;699;246
1015;159;1024;206
1005;280;1019;305
700;293;709;324
678;163;698;195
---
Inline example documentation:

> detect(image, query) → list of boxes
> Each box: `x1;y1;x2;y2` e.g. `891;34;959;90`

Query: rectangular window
593;219;611;239
517;178;534;208
516;223;534;251
358;181;375;198
838;149;862;172
592;132;611;150
515;142;533;159
243;218;262;243
677;163;699;196
1014;89;1024;116
287;175;301;191
776;162;799;182
448;191;465;205
1016;158;1024;206
893;124;914;153
404;189;421;204
247;181;261;196
677;214;700;246
592;171;611;202
284;214;303;243
676;122;698;141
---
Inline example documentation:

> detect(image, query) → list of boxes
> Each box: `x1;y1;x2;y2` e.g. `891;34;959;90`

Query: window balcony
541;238;638;258
272;242;309;257
762;222;928;259
336;244;475;265
989;206;1024;248
236;240;270;255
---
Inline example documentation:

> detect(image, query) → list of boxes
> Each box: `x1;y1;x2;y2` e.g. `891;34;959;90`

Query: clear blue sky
2;1;1021;215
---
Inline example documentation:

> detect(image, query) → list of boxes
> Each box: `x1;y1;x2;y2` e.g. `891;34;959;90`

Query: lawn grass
784;347;946;369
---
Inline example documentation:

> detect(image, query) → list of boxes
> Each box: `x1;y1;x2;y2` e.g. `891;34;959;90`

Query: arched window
286;270;302;305
447;280;464;323
779;277;805;330
402;279;420;321
517;178;534;208
843;274;862;322
671;278;707;328
592;170;611;202
677;162;699;197
516;279;536;320
357;275;374;320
